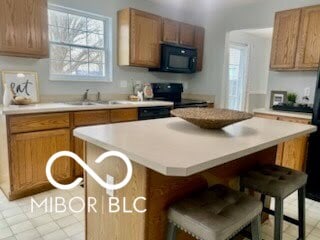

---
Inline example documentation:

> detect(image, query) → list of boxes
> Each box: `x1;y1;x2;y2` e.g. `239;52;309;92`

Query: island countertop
74;117;317;177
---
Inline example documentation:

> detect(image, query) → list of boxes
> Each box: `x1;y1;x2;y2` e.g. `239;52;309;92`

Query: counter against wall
254;108;312;120
0;101;173;115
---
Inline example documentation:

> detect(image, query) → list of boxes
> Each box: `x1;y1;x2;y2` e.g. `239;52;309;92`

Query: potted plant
287;92;297;106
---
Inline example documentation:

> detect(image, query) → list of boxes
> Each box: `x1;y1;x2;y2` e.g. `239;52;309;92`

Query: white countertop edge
0;101;174;115
74;124;317;177
253;108;312;120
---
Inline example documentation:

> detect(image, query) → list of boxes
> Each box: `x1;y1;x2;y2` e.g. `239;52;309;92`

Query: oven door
162;45;197;73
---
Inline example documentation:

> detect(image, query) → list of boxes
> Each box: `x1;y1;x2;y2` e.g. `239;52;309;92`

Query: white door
227;44;249;111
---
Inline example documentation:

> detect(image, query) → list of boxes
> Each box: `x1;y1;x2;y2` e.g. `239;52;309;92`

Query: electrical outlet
304;87;310;97
120;80;128;88
106;174;114;197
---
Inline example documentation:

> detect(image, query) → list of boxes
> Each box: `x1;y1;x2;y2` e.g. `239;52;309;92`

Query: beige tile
0;227;13;239
50;211;71;221
15;229;40;240
70;231;84;240
43;229;68;240
1;237;17;240
56;215;78;228
73;212;84;222
284;223;314;237
36;222;59;236
63;222;84;237
5;213;28;226
0;219;8;229
25;207;47;219
1;207;23;218
30;214;53;228
0;202;18;212
10;220;33;234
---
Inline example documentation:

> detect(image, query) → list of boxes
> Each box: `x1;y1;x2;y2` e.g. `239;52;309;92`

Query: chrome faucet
82;89;89;101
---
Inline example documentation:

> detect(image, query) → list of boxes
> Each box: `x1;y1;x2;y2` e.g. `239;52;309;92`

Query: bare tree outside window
48;8;109;80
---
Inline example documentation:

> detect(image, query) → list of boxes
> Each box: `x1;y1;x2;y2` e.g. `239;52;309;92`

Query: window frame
48;4;113;82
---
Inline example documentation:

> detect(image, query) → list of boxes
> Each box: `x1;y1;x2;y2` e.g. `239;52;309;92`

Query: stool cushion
241;165;308;198
168;185;262;240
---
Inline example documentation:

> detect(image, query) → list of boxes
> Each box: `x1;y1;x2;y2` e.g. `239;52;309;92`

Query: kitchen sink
64;101;97;106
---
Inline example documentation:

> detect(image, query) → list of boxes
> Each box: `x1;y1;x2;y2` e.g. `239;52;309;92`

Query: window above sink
48;5;112;82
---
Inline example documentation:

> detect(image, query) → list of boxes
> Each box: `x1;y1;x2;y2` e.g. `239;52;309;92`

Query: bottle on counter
3;83;12;107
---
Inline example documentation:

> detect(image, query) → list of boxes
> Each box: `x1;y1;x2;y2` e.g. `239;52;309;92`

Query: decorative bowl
12;97;32;105
170;108;253;129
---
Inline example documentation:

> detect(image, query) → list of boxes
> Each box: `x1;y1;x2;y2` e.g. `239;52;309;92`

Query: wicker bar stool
240;165;308;240
166;184;263;240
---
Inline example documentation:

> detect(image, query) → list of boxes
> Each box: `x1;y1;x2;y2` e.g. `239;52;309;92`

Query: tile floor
0;187;84;240
0;188;320;240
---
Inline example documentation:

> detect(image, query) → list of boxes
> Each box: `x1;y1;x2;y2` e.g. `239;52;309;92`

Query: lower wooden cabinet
10;129;72;195
254;113;310;171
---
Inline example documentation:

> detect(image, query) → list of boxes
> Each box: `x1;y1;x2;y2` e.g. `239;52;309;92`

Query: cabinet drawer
9;113;70;133
73;110;110;127
110;108;138;123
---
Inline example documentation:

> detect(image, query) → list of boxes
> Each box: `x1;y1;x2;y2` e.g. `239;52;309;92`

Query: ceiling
147;0;264;12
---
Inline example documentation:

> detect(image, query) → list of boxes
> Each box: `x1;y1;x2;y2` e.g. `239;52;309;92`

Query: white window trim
48;4;113;82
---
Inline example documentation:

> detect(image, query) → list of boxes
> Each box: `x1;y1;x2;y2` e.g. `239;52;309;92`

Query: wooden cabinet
118;8;162;68
270;9;301;70
162;18;180;44
296;5;320;70
270;4;320;71
118;8;205;71
0;0;49;58
110;108;138;123
254;113;310;171
179;23;195;46
10;129;72;195
194;26;205;71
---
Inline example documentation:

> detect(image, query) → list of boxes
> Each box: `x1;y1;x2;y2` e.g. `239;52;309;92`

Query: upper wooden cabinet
296;5;320;70
270;9;301;70
118;8;162;68
118;8;205;71
270;4;320;71
0;0;49;58
179;23;195;46
162;18;180;44
194;26;205;71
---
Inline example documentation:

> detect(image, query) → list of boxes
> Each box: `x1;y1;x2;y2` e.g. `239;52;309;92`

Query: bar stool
167;184;263;240
240;165;308;240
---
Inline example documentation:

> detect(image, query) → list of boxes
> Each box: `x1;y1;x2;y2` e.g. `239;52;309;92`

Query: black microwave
149;44;197;73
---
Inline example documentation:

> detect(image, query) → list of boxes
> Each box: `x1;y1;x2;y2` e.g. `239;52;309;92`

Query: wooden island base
85;143;277;240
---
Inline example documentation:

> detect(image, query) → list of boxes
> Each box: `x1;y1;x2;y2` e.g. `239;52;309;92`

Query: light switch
106;174;114;197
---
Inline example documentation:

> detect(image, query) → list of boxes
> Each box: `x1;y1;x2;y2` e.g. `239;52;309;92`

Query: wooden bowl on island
171;108;253;129
12;97;32;105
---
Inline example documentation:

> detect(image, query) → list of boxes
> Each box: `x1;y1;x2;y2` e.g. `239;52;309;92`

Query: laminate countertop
0;101;173;115
253;108;312;120
74;117;317;177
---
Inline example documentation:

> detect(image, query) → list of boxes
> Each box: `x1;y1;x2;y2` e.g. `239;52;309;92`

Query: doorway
227;43;249;111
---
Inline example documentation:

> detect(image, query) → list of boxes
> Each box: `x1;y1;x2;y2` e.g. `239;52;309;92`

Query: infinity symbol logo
46;151;133;191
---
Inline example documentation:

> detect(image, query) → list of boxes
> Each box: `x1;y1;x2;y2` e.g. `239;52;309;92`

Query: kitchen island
74;117;316;240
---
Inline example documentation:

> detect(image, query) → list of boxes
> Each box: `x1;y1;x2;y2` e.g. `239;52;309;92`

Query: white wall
0;0;201;101
191;0;320;107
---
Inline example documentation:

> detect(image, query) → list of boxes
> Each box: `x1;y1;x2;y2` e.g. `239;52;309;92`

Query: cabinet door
270;9;301;70
110;109;138;123
179;23;195;46
74;137;85;177
162;18;179;44
0;0;48;58
10;129;72;192
130;9;161;67
296;5;320;70
194;26;205;71
281;136;308;171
